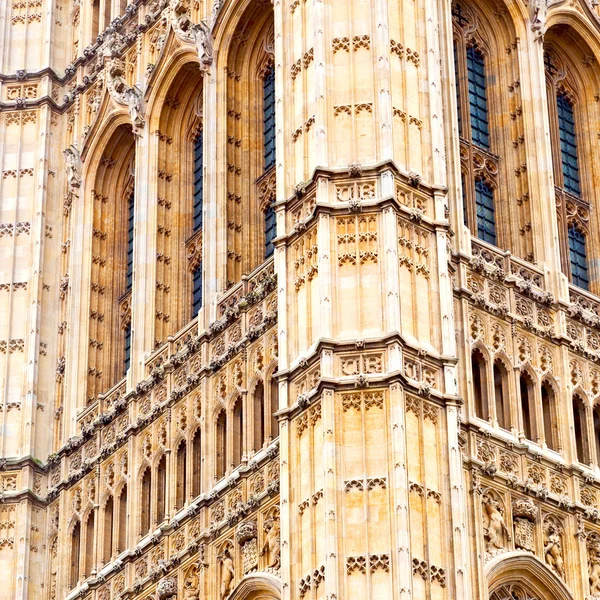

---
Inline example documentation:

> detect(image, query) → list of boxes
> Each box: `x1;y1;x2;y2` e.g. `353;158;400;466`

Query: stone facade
2;0;600;599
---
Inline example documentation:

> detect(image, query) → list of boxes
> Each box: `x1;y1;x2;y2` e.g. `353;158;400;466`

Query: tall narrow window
70;521;81;588
594;406;600;466
493;362;508;430
466;46;490;149
141;469;151;535
454;31;498;246
520;373;534;442
92;0;100;41
103;497;114;564
193;131;204;232
156;456;167;524
117;486;127;553
270;377;279;440
568;225;589;290
84;511;95;578
471;350;488;420
541;383;557;451
475;180;496;245
573;395;588;464
126;193;134;290
124;323;132;374
263;67;276;171
216;411;227;479
192;267;203;317
254;382;265;451
556;93;580;196
233;397;244;467
192;430;201;498
176;442;187;510
264;204;276;258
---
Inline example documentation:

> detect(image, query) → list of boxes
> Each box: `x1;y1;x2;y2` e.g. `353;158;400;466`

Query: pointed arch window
573;395;589;464
124;324;132;374
519;373;535;442
254;382;265;451
140;468;151;535
264;203;276;258
568;225;589;290
192;429;202;497
216;411;227;479
263;67;276;171
471;349;488;421
545;48;591;290
192;267;203;316
541;382;558;451
156;455;167;524
453;28;498;246
493;361;509;430
70;521;81;588
126;193;134;290
233;397;244;467
84;511;95;578
193;131;204;232
557;93;581;196
176;442;187;510
103;496;114;563
117;485;127;553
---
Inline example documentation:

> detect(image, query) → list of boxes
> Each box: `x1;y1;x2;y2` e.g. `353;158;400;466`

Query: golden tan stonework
3;0;600;599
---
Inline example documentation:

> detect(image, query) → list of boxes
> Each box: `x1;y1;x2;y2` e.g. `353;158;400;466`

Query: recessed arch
227;572;282;600
486;551;574;600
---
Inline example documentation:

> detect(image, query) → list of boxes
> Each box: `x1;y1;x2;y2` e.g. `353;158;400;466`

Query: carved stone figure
531;0;547;36
63;145;81;190
261;517;281;570
589;536;600;596
156;577;177;600
192;20;213;71
218;547;235;599
482;494;510;553
182;565;199;600
544;523;565;579
125;86;145;132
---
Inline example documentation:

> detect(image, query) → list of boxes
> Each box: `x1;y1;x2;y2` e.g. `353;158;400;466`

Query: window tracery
452;1;532;259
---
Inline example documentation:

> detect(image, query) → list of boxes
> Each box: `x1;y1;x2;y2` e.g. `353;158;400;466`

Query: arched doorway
228;572;281;600
486;552;574;600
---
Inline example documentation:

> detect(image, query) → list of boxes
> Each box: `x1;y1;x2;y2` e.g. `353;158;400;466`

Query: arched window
192;267;203;317
216;411;227;480
70;521;81;588
541;382;557;451
519;373;535;442
140;468;151;535
117;485;127;553
254;382;265;451
493;362;508;430
263;67;276;171
568;225;589;290
84;511;95;578
156;456;167;524
544;37;595;291
454;37;496;245
191;130;204;316
471;350;488;420
191;429;202;497
176;441;186;510
270;377;279;440
233;397;244;467
573;395;589;464
103;496;113;563
264;204;276;259
126;193;134;290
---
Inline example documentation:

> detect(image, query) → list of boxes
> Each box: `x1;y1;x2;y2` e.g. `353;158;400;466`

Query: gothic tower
1;0;600;598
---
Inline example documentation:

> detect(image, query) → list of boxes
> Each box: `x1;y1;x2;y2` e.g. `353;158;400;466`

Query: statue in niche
192;20;213;71
182;564;200;600
543;522;565;579
125;86;145;132
588;536;600;596
218;546;235;599
482;494;510;553
531;0;547;36
261;517;281;571
63;145;81;190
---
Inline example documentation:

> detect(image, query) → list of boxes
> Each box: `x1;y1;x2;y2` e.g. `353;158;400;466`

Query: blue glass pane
557;94;581;196
192;266;203;316
461;173;467;226
466;46;490;149
264;204;276;258
568;226;589;289
475;179;496;245
193;132;203;232
263;68;276;171
124;324;132;374
454;42;462;134
126;193;134;290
